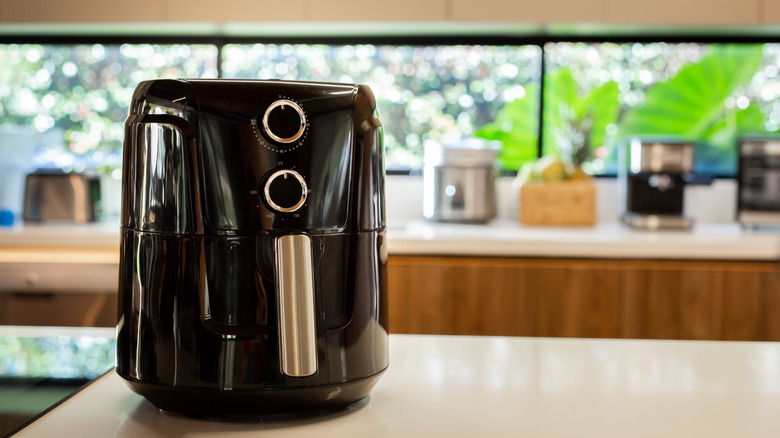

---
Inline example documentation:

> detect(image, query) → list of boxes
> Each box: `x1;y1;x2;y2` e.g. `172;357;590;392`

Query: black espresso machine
619;138;706;230
116;79;389;416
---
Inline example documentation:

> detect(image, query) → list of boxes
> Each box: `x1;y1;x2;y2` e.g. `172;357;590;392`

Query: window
543;42;777;176
221;43;541;170
0;37;778;179
0;43;218;173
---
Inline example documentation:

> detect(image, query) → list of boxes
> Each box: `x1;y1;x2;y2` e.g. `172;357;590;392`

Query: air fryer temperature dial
263;99;306;144
264;169;308;213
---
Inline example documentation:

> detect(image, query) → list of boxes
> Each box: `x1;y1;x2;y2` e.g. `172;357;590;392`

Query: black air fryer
116;79;388;416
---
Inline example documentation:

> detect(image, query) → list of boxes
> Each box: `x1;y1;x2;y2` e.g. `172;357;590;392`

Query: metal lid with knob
263;99;307;144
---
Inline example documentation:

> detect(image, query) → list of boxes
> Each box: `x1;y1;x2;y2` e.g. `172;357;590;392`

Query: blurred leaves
2;42;778;174
0;44;217;168
474;83;539;171
0;336;115;379
616;44;768;172
543;68;620;166
221;44;542;169
619;44;766;144
478;67;620;171
483;43;773;173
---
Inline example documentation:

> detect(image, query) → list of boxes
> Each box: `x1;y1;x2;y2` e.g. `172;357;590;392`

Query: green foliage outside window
221;44;541;170
0;335;115;379
479;42;778;174
0;44;217;170
0;41;778;175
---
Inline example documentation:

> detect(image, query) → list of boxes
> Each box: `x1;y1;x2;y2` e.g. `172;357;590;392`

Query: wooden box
519;180;596;226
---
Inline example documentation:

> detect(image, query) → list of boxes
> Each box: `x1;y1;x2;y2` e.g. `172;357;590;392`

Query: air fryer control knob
263;99;306;144
264;169;307;213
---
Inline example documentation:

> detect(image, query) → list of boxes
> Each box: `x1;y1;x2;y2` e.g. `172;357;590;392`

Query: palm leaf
619;44;765;141
475;83;539;171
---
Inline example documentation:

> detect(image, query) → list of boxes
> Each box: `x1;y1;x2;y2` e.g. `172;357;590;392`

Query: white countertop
1;219;780;261
389;219;780;260
14;334;780;438
0;222;121;249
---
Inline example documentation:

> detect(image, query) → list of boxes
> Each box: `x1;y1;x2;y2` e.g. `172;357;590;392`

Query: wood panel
531;262;621;338
766;269;780;340
720;269;780;341
309;0;448;21
387;257;449;334
449;0;605;22
0;0;768;25
0;0;165;22
388;256;780;341
764;0;780;23
388;257;621;338
620;267;722;340
443;261;534;336
621;261;780;341
605;0;759;24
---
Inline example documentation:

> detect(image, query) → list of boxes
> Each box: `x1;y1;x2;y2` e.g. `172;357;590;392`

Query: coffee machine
619;139;696;230
116;79;388;416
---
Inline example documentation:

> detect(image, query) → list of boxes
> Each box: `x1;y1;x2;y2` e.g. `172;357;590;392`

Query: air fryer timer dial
263;99;306;144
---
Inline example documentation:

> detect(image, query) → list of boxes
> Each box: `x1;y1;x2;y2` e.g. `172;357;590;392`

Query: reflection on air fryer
117;79;389;416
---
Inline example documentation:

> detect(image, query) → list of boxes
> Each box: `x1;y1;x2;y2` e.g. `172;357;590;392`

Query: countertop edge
2;221;779;261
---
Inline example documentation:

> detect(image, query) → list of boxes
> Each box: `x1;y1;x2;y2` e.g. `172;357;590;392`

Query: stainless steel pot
423;139;498;223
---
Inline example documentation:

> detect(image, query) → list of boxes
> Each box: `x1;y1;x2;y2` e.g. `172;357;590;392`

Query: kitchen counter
13;333;780;438
2;219;780;261
391;219;780;260
1;219;778;295
0;222;121;249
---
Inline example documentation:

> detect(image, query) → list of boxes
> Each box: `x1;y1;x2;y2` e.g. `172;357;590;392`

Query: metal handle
275;234;317;377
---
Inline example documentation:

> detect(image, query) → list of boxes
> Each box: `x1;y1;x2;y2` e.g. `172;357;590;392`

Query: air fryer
115;79;388;416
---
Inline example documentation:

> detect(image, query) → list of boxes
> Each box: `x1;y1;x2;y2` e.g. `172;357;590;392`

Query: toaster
115;79;389;416
23;170;100;223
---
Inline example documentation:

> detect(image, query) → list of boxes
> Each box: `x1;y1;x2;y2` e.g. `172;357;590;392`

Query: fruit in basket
517;156;590;185
534;156;567;182
568;165;590;180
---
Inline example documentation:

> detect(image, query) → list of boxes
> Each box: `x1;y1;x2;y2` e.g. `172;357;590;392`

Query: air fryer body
116;79;388;416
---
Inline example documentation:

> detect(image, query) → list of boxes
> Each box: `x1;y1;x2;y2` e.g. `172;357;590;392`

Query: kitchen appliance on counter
737;137;780;227
423;138;498;223
116;79;389;416
22;170;100;223
619;139;705;230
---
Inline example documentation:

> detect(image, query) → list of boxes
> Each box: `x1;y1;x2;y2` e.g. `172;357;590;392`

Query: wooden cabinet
449;0;605;23
621;261;780;341
719;267;780;341
387;256;780;341
0;0;773;25
620;263;723;340
388;257;622;338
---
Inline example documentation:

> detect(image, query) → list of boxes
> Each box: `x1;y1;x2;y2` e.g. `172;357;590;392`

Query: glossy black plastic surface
116;79;388;416
625;174;685;214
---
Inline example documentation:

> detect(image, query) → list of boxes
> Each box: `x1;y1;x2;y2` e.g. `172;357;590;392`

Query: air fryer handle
274;234;317;377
